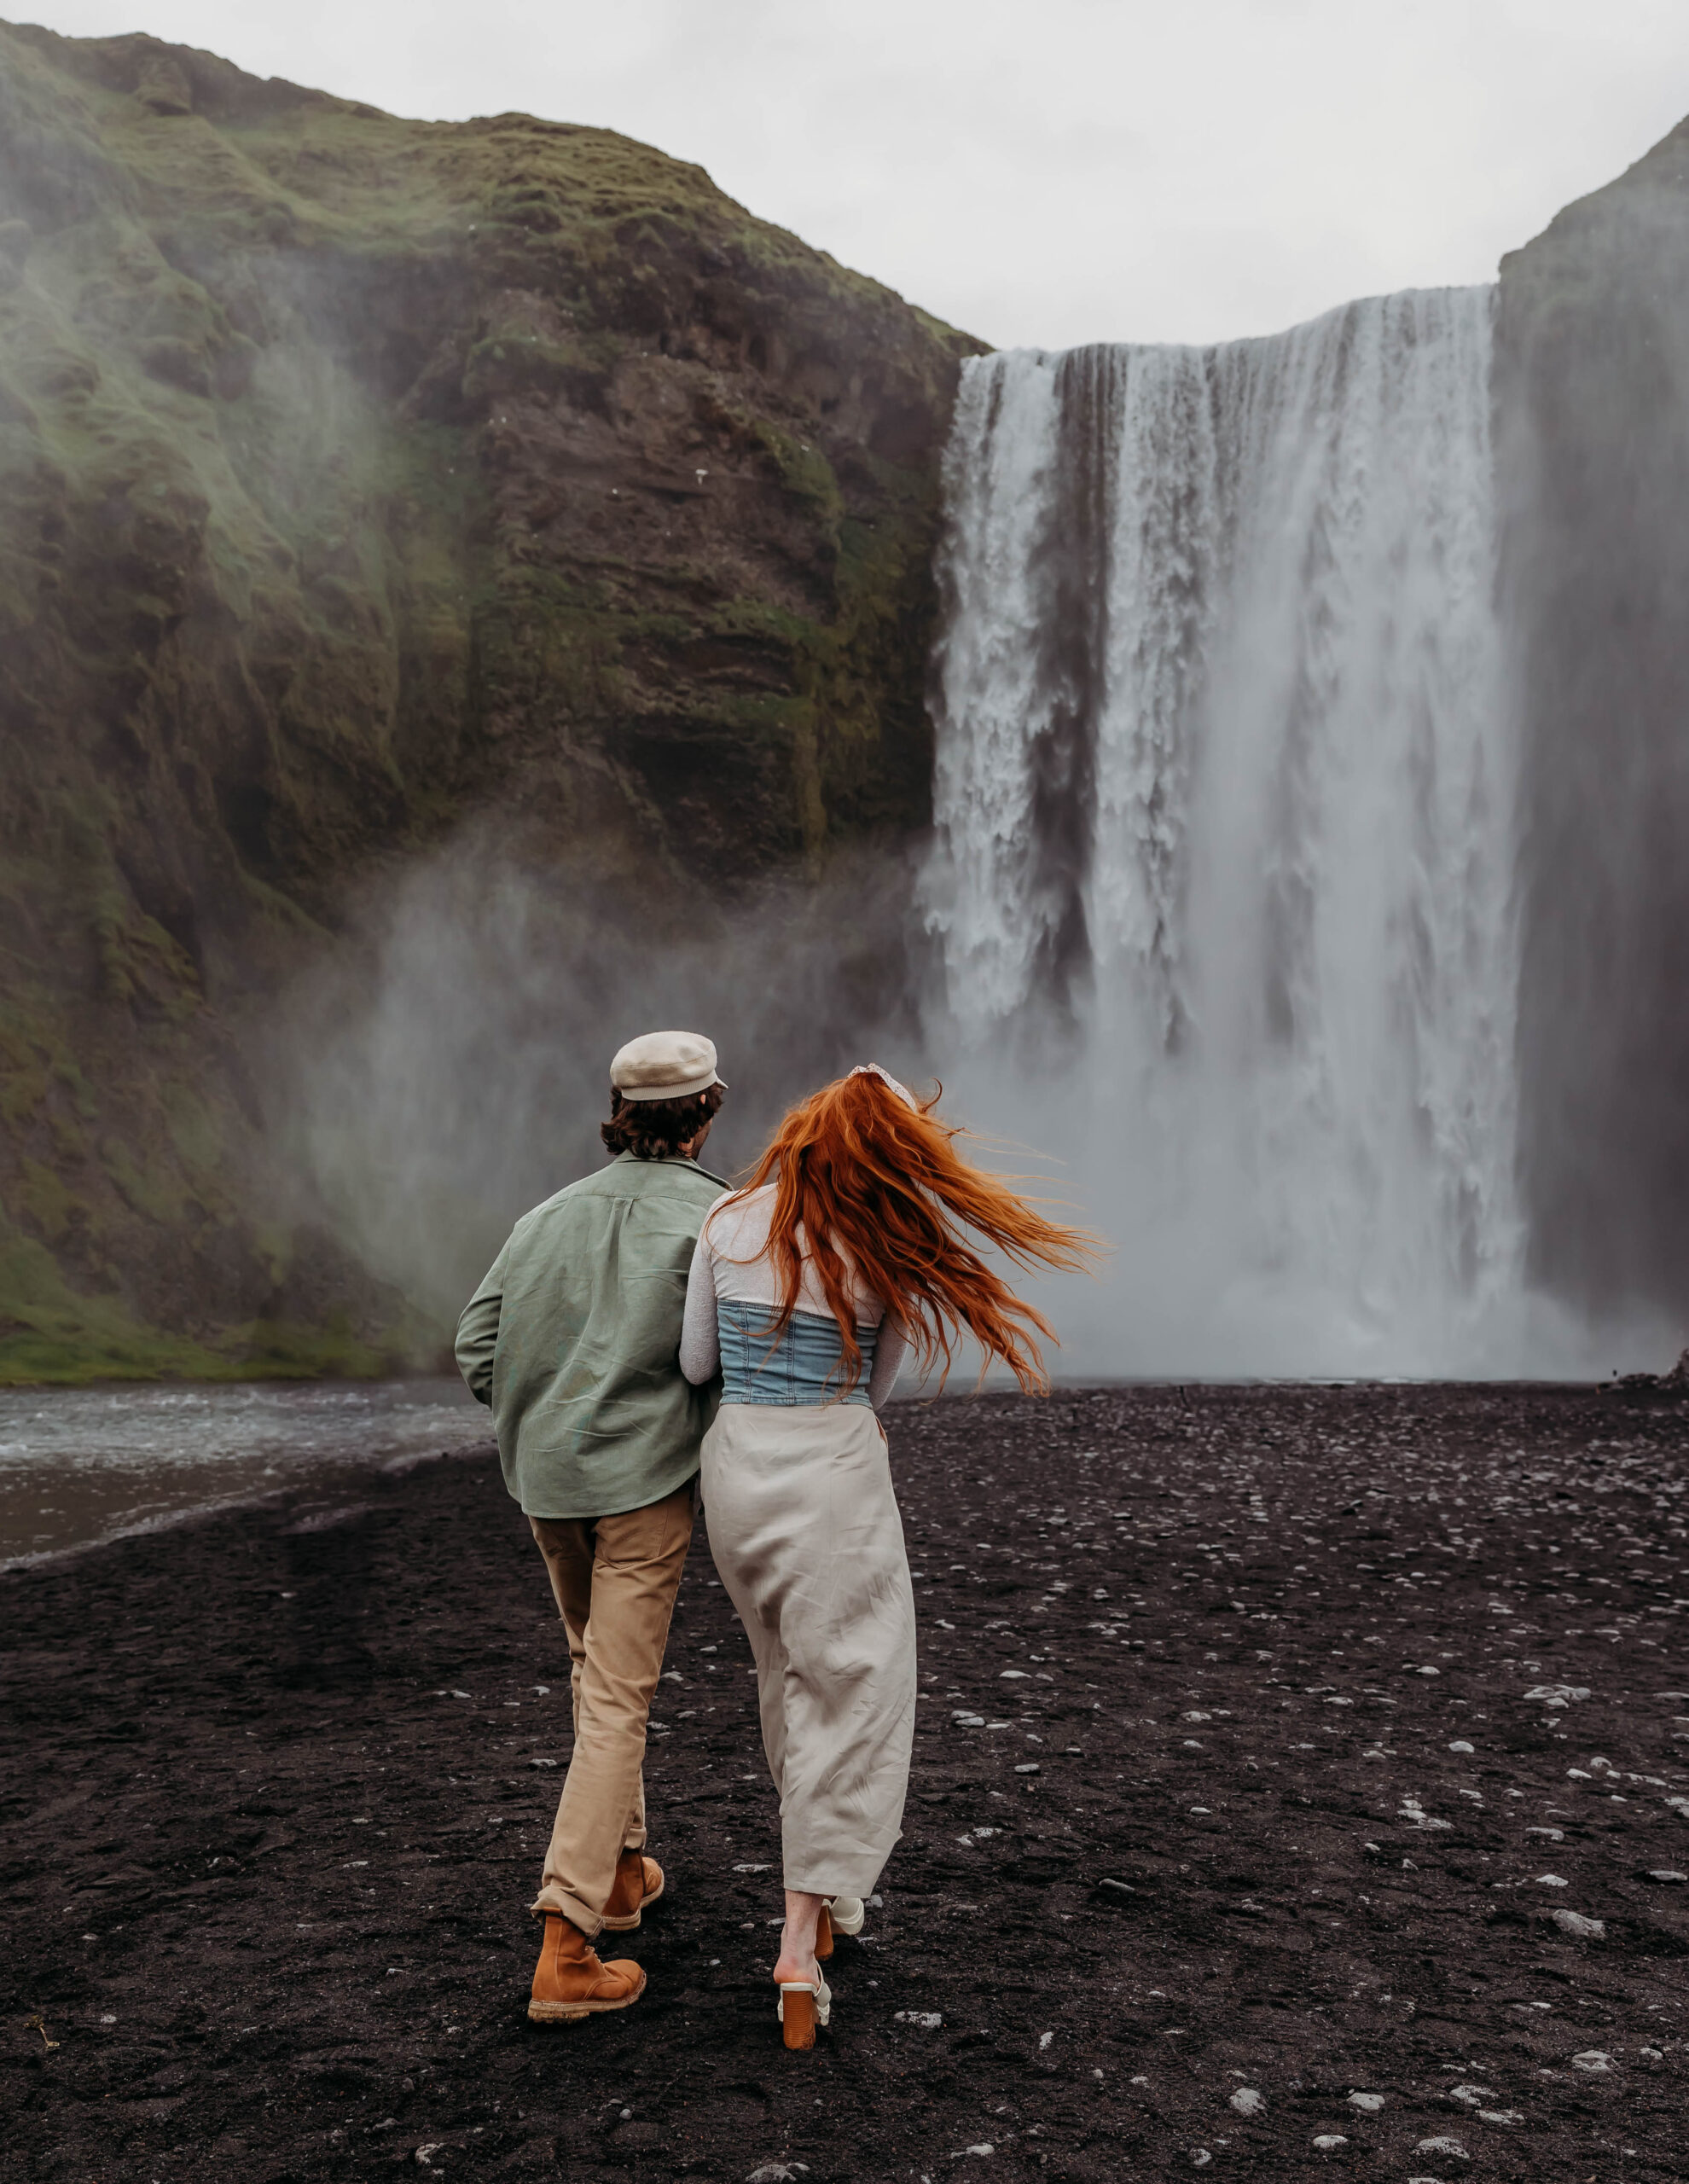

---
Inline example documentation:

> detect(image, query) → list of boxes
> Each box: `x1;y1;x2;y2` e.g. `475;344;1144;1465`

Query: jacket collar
610;1150;730;1187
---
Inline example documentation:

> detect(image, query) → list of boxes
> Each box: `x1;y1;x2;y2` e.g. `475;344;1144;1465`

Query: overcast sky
19;0;1689;347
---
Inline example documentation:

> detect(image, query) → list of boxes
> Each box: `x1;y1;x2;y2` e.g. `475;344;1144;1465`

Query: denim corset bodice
717;1298;878;1407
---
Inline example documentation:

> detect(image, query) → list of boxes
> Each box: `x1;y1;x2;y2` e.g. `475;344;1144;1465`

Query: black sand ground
4;1384;1688;2183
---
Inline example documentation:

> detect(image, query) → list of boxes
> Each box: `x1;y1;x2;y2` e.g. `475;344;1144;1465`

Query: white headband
848;1062;918;1110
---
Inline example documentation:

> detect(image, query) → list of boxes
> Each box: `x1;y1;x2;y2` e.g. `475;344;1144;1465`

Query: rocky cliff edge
0;22;982;1381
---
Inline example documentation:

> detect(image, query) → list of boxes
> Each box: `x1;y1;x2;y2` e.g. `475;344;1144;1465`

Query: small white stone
1551;1908;1605;1938
1448;2087;1495;2107
1534;1873;1568;1886
1228;2088;1263;2116
894;2009;943;2029
1312;2135;1348;2151
1646;1869;1687;1882
1478;2110;1523;2126
999;1669;1030;1680
1448;1740;1474;1753
1570;2050;1613;2072
1415;2135;1469;2158
1525;1826;1563;1839
1347;2091;1384;2111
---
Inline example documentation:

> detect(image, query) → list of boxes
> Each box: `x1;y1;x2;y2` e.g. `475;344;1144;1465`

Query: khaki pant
526;1480;694;1935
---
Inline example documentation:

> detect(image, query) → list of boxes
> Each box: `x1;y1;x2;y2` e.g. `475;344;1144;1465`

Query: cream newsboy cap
609;1030;727;1102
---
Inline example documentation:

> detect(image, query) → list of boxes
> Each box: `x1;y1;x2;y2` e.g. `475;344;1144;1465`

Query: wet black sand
4;1384;1688;2182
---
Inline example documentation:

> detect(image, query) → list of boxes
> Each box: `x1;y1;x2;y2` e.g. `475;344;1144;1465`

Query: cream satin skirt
700;1403;916;1897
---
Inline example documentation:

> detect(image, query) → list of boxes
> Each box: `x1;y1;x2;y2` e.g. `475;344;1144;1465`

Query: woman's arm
867;1318;908;1411
678;1234;721;1385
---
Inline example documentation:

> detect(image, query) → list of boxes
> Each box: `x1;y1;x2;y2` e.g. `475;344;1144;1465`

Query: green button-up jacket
455;1152;729;1519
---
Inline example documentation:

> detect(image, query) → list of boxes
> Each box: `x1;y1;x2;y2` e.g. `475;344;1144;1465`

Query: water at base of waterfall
0;1380;491;1566
920;287;1620;1377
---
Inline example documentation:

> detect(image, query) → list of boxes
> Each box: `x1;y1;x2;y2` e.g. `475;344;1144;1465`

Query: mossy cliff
0;21;983;1382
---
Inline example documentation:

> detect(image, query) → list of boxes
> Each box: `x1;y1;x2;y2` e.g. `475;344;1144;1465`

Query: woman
679;1063;1093;2048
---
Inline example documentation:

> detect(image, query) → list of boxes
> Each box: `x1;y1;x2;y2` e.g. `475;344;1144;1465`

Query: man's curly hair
600;1082;724;1161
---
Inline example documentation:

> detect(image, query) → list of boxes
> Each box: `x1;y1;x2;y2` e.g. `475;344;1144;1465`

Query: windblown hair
601;1082;723;1162
729;1072;1096;1395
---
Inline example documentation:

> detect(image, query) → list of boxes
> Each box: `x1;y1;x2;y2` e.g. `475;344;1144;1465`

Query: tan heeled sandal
776;1970;833;2050
828;1894;866;1937
814;1895;866;1961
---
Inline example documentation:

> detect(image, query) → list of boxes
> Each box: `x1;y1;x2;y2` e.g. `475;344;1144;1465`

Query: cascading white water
921;287;1537;1375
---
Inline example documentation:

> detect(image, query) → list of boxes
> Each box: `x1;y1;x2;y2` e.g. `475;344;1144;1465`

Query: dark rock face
0;22;980;1378
1496;118;1689;1324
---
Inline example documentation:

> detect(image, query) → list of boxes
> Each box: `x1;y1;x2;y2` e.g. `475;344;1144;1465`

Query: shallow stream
0;1378;491;1566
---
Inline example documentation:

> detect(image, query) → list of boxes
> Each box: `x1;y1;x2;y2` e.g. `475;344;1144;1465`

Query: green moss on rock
0;17;984;1382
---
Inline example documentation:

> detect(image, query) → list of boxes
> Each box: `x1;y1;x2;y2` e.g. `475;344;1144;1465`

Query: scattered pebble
1228;2088;1263;2116
895;2011;943;2029
1645;1869;1686;1883
1570;2051;1614;2072
1311;2135;1348;2150
1414;2137;1469;2158
1533;1873;1568;1887
1550;1908;1605;1938
1347;2091;1384;2111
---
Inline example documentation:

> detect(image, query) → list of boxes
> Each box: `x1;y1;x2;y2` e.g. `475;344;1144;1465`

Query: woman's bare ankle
774;1887;826;1984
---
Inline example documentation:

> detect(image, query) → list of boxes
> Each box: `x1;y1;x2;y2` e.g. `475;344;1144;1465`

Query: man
456;1030;728;2024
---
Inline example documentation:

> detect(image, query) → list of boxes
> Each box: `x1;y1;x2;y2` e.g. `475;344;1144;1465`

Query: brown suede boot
601;1850;665;1932
527;1914;647;2024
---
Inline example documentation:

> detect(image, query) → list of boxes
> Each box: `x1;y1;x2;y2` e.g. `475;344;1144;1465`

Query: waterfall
920;288;1537;1375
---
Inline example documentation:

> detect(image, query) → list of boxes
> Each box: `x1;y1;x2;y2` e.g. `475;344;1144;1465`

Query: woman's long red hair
728;1071;1096;1396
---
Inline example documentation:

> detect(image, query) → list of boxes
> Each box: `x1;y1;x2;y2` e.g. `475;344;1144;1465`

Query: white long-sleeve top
679;1184;908;1409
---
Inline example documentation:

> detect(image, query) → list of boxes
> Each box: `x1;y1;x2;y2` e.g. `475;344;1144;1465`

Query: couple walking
456;1031;1087;2048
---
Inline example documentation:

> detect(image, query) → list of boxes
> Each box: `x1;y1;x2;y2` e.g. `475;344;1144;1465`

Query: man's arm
455;1242;508;1406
